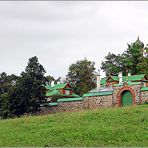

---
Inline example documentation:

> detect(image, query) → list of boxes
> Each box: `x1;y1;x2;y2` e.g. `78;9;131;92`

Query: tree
122;41;144;75
66;58;96;96
0;72;18;118
16;56;46;114
101;37;147;76
101;53;125;76
137;45;148;76
45;75;55;85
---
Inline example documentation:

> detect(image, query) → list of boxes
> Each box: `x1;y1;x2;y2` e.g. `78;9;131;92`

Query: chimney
118;72;123;84
96;69;101;90
57;81;60;84
128;73;131;77
51;80;55;87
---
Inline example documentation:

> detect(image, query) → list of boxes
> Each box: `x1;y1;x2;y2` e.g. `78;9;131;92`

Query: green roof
141;87;148;91
58;97;83;102
101;77;107;86
83;91;113;97
71;93;80;97
108;74;146;82
45;85;52;90
49;102;58;106
46;83;70;91
113;84;123;87
113;81;141;87
46;90;80;98
46;89;61;97
127;81;141;85
111;76;119;81
127;74;145;81
52;83;69;90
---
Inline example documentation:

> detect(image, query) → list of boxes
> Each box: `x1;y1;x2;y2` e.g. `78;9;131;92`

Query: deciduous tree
66;58;96;96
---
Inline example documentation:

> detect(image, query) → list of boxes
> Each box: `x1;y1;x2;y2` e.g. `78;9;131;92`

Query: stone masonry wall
113;86;121;105
131;85;141;104
40;84;146;115
40;95;113;114
141;91;148;103
84;95;113;109
39;106;58;115
57;100;84;112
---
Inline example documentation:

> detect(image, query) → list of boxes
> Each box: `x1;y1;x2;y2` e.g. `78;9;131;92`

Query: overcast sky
0;1;148;78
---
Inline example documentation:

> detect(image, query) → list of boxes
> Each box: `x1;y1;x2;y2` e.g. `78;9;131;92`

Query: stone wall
40;95;113;114
112;86;121;105
39;106;58;115
40;84;147;115
131;85;141;104
84;95;113;109
141;91;148;103
57;100;84;112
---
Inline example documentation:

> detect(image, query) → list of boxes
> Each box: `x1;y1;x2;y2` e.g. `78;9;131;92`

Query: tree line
0;38;148;119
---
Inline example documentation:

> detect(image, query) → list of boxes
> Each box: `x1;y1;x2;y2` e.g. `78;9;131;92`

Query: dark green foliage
101;53;126;76
0;73;18;118
66;58;96;96
137;46;148;76
17;56;46;114
45;75;55;85
122;42;144;75
0;56;47;118
101;38;148;76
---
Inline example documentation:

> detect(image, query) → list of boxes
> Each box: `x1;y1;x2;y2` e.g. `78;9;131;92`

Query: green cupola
134;36;144;48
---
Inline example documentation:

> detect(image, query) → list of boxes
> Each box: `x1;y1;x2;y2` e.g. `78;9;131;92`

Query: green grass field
0;105;148;147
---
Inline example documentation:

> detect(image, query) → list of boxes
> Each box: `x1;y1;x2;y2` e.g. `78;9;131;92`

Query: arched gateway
121;90;133;106
117;85;136;106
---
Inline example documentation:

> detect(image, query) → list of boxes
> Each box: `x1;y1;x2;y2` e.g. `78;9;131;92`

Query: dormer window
65;90;70;95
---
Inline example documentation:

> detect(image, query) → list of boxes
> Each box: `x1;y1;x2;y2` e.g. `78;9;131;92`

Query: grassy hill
0;105;148;147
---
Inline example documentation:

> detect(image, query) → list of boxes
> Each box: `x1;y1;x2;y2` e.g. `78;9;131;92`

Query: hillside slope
0;105;148;147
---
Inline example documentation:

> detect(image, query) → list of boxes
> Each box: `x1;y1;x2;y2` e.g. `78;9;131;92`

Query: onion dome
134;36;144;48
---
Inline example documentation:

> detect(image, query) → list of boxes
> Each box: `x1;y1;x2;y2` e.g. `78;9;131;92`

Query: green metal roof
46;90;80;98
113;84;123;87
111;76;119;81
113;81;141;87
45;85;52;90
49;102;58;106
101;77;107;86
127;81;141;85
46;83;71;91
52;83;69;90
46;89;61;97
83;91;113;97
71;93;80;97
107;74;146;82
127;74;145;81
58;97;83;102
141;87;148;91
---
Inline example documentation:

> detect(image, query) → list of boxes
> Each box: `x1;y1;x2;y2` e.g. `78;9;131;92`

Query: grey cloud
0;1;148;78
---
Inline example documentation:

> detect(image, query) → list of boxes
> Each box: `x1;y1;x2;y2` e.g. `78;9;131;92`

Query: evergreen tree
0;72;18;118
122;39;144;75
16;56;46;114
101;37;147;76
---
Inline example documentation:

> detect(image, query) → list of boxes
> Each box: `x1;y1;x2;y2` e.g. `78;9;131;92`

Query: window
65;90;70;95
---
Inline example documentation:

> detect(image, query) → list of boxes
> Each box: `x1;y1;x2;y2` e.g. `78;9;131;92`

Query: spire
136;35;141;42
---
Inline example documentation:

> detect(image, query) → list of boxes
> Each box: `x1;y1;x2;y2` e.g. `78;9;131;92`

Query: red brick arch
116;86;136;106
